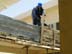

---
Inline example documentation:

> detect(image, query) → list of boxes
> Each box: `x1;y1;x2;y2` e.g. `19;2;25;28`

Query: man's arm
32;8;39;18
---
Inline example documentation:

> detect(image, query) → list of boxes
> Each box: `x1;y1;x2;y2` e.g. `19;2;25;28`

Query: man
32;3;46;42
32;3;46;26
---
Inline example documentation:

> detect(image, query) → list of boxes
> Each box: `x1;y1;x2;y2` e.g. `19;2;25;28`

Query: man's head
38;3;42;7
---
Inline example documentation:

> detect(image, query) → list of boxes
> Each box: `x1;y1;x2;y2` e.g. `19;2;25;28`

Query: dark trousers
33;18;41;26
33;18;42;43
32;18;47;43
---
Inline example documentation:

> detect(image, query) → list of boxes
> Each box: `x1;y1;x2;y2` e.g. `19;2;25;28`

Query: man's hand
44;14;46;16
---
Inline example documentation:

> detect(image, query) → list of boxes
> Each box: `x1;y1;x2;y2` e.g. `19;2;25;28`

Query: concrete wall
20;5;59;25
0;0;19;11
45;5;59;24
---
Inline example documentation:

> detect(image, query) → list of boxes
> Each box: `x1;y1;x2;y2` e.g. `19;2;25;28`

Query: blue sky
0;0;51;18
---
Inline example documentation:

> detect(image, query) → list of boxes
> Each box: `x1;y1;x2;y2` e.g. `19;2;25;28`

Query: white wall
44;6;59;25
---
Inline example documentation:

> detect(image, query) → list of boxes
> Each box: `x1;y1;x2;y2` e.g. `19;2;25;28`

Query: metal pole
26;47;28;54
40;16;45;44
25;46;29;54
46;48;48;54
52;29;55;54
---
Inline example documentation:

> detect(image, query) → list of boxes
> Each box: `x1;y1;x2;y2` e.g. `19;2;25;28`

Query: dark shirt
32;6;44;19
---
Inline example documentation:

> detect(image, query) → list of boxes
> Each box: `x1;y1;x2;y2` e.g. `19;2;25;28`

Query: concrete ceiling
15;0;58;19
0;0;19;11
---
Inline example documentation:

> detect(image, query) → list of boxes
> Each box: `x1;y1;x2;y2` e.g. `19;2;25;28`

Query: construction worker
32;3;46;43
32;3;46;26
